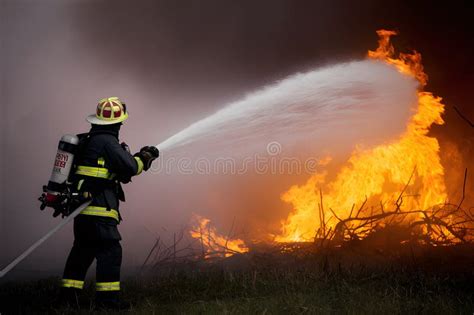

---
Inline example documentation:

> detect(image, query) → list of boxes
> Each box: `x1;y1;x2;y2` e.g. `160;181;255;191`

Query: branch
395;167;416;210
457;168;468;210
140;237;160;273
454;106;474;128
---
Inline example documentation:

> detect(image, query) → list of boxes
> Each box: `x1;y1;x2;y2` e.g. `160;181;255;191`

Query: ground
1;244;473;314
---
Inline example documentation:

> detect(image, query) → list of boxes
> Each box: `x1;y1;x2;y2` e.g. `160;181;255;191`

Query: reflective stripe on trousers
96;281;120;291
61;279;84;289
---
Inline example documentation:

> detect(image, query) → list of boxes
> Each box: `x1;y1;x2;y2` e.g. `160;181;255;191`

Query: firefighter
59;97;158;310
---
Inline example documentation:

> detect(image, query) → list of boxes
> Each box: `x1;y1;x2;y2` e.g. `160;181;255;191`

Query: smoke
1;0;470;279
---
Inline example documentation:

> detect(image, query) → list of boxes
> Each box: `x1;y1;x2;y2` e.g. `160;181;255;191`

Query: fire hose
0;200;91;278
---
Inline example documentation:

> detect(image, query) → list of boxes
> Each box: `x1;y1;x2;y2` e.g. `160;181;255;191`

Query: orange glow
190;214;249;257
276;30;450;242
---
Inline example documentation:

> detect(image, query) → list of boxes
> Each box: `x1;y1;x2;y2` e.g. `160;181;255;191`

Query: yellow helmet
86;97;129;125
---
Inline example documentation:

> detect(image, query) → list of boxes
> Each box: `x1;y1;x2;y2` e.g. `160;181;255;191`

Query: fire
276;30;449;242
190;214;249;257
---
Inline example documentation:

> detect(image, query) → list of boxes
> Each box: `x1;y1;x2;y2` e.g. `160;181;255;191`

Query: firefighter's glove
52;206;64;218
134;146;159;171
51;199;68;217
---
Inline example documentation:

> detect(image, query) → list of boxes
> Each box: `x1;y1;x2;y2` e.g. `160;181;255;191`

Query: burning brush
190;214;249;258
188;30;474;257
274;29;474;246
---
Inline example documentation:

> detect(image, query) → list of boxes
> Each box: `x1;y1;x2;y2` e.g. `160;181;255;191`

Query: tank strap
77;179;85;190
97;157;106;167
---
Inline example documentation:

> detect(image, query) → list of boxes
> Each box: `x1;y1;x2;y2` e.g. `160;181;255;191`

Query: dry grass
1;241;473;314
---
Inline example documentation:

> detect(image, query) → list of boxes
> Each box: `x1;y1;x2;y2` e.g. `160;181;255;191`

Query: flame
276;30;449;242
190;214;249;257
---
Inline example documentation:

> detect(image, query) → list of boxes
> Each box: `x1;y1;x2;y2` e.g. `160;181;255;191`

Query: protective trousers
62;239;122;295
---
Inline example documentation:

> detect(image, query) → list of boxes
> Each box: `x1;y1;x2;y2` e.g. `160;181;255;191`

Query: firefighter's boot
58;287;82;309
95;292;131;311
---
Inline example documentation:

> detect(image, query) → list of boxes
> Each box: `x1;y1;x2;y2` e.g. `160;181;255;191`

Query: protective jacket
73;124;143;231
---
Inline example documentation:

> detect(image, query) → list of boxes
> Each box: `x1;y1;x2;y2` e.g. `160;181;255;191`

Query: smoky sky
1;0;473;278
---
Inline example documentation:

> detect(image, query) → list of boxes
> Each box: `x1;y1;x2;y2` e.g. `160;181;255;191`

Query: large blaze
190;30;470;255
276;30;450;243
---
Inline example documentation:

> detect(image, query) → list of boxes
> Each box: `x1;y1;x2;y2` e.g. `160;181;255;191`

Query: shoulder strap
75;132;91;156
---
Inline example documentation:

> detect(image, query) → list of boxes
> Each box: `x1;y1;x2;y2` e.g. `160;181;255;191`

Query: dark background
1;0;473;277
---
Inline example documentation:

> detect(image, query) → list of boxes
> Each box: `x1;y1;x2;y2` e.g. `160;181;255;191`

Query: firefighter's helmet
86;97;129;125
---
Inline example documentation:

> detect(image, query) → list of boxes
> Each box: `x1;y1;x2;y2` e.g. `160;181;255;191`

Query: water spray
155;60;417;159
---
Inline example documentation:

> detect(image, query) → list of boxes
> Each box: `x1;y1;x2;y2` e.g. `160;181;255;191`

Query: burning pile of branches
188;214;249;258
275;29;472;248
140;185;473;273
313;169;473;247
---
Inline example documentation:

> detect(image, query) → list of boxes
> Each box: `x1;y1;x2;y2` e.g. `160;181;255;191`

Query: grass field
1;244;473;314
